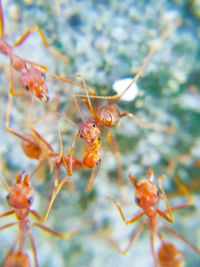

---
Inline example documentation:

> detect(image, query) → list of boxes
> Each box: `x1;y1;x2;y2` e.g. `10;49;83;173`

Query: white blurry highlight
112;77;139;101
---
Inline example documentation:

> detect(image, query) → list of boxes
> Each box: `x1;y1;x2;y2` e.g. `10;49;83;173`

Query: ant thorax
0;38;12;55
98;104;120;127
10;54;27;72
83;139;101;168
135;179;160;217
79;118;101;143
19;68;49;103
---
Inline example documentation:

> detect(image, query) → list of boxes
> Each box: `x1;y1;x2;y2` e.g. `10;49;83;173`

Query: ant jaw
38;92;49;103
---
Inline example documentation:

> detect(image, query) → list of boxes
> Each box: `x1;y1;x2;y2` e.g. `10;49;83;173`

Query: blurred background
0;0;199;266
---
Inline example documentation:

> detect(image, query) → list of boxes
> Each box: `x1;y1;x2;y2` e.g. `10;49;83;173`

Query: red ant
69;21;180;189
0;0;88;106
106;168;200;267
4;97;84;223
0;171;78;267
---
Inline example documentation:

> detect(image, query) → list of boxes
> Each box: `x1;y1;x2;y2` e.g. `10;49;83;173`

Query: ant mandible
0;171;79;267
107;168;200;267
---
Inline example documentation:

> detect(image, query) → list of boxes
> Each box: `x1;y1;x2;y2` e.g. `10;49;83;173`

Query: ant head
98;104;120;127
21;133;42;160
7;172;34;211
130;169;160;217
79;118;101;143
3;252;30;267
20;67;49;102
158;242;183;266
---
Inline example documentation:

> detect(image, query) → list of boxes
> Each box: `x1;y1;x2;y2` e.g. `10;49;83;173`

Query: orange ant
0;171;78;267
0;0;88;106
4;97;84;223
70;21;180;188
106;168;200;267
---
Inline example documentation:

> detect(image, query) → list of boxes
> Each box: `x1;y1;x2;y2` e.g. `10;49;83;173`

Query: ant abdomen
3;252;30;267
158;242;184;267
98;104;120;127
21;133;42;160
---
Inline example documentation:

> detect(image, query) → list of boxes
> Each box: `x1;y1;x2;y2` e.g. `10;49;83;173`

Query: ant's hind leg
28;230;38;267
105;129;124;187
13;26;70;64
108;221;145;255
120;112;174;134
162;225;200;255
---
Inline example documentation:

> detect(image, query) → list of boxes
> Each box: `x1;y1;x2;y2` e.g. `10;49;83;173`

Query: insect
5;98;83;223
107;168;200;267
69;21;180;189
0;171;78;267
57;103;102;193
0;0;87;106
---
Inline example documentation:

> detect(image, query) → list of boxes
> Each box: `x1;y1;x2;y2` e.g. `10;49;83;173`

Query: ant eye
136;197;140;204
42;73;46;80
92;122;96;128
6;194;10;201
79;132;83;138
28;197;32;204
24;85;29;91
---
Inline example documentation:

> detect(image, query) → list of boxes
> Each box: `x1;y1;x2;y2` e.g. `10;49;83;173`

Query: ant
57;105;102;192
4;97;84;223
0;171;78;267
106;168;200;267
70;21;180;188
0;0;88;107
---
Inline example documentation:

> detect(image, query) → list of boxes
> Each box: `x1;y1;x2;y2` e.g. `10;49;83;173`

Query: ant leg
0;0;4;38
150;228;158;267
33;221;79;239
108;221;145;255
120;112;174;134
105;129;124;187
0;222;18;231
28;230;38;267
162;225;200;255
0;210;15;218
169;176;194;212
87;161;101;191
106;196;144;225
157;175;173;223
41;176;71;224
30;210;41;221
13;26;70;64
0;173;10;192
74;21;180;101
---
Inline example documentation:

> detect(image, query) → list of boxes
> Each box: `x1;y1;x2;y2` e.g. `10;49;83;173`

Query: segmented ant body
0;171;78;267
107;169;200;267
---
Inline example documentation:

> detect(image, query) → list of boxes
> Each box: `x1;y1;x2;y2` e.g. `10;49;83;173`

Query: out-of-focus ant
106;168;200;267
0;171;78;267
